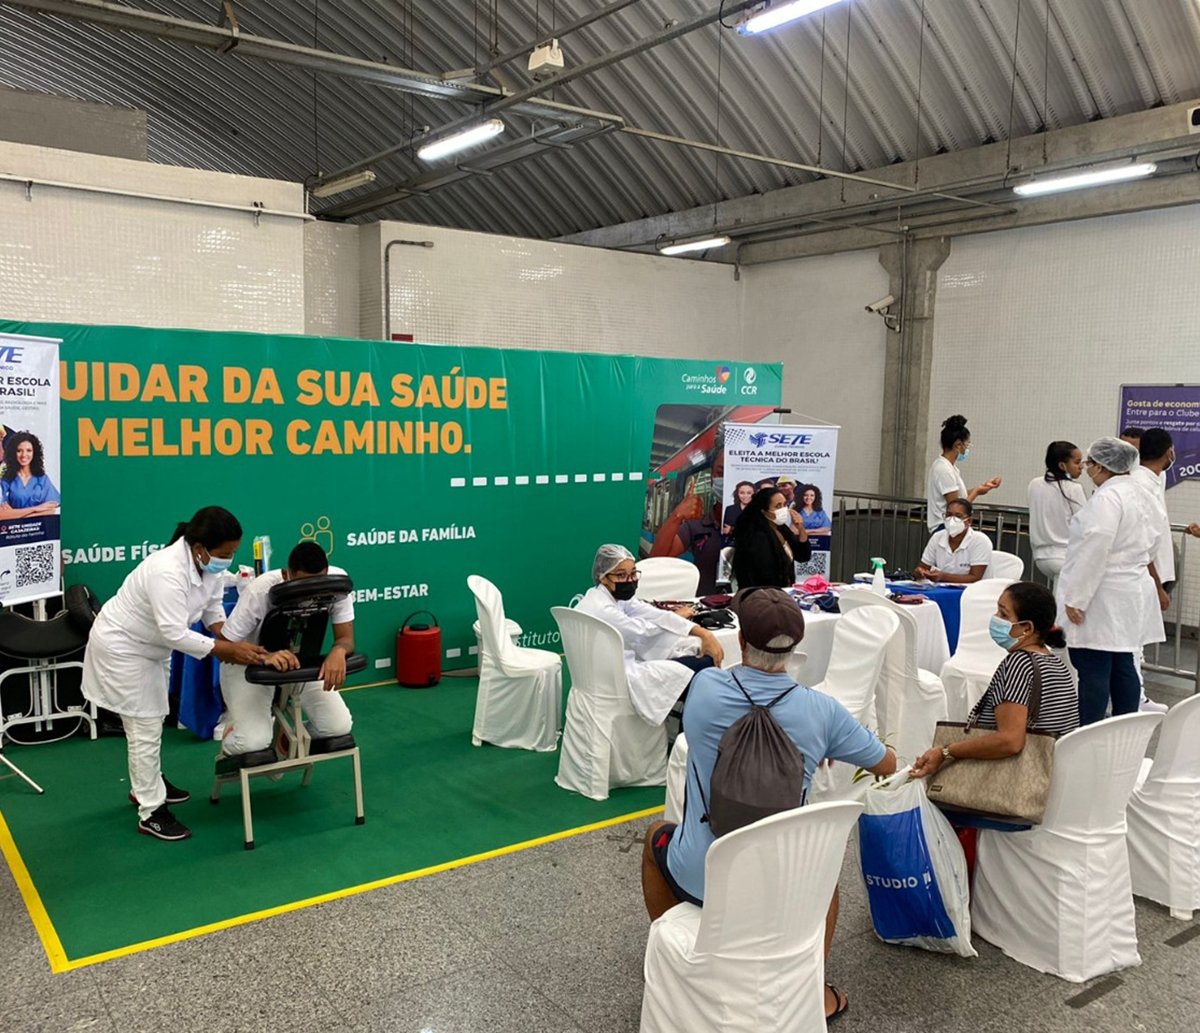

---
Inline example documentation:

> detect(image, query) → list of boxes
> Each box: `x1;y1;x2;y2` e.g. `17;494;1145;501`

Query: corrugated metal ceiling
0;0;1197;239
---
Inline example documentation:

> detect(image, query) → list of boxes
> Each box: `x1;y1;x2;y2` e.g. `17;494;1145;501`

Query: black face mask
610;580;638;601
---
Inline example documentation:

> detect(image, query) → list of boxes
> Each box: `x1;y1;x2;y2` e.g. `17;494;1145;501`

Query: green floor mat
0;679;663;969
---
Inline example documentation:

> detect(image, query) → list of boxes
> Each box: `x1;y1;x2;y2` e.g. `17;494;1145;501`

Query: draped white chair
808;607;899;802
972;712;1163;982
635;557;700;601
663;733;689;824
939;578;1013;721
1127;694;1200;920
552;606;667;800
836;592;947;764
467;575;561;752
987;551;1025;580
640;801;863;1033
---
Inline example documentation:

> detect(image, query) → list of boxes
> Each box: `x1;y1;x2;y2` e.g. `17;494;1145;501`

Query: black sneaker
128;776;191;807
137;805;192;842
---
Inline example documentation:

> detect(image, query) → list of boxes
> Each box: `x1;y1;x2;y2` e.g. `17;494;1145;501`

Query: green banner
1;320;782;679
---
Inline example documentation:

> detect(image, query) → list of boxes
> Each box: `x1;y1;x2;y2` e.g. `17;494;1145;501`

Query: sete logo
749;432;769;448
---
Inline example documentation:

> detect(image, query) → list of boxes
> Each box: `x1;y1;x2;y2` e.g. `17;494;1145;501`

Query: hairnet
1086;436;1139;474
592;544;634;584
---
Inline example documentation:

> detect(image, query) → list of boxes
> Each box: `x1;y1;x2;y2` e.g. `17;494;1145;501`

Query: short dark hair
946;497;973;517
1139;428;1173;462
288;540;330;574
169;506;242;549
1120;426;1144;441
939;414;969;451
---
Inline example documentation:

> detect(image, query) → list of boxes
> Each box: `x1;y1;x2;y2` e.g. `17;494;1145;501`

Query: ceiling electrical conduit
0;172;314;221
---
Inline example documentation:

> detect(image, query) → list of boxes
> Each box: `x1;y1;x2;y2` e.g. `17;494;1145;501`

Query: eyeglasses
608;571;640;583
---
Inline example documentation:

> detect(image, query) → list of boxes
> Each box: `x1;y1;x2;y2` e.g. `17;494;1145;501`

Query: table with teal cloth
891;583;965;653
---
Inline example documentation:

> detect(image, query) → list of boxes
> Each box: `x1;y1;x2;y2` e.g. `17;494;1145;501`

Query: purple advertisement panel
1118;385;1200;489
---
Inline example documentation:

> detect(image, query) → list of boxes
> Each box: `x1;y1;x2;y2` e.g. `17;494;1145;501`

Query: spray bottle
870;557;888;597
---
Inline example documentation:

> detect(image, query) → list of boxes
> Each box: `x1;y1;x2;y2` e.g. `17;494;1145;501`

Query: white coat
1056;476;1164;652
1130;464;1175;583
82;538;227;717
1027;475;1087;575
577;585;698;725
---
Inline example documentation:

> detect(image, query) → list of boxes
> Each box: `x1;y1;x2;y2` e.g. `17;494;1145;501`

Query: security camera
864;294;895;314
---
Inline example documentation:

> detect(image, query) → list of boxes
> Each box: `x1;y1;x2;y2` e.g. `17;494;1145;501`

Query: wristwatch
940;745;954;763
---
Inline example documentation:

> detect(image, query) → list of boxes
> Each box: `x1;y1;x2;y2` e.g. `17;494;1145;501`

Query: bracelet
940;745;954;763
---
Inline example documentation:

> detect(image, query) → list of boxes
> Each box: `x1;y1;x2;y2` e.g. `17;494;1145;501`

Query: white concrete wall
929;203;1200;620
376;221;741;357
739;249;891;493
0;139;306;333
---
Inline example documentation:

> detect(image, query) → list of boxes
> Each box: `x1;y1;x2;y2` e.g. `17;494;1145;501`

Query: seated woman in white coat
578;545;725;725
81;507;271;842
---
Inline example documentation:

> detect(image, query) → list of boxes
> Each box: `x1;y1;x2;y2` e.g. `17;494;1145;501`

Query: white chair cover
552;606;667;800
972;712;1163;982
987;551;1025;579
939;578;1012;721
809;607;899;803
635;557;701;601
467;575;562;752
640;801;862;1033
663;733;689;824
1127;695;1200;919
837;592;947;764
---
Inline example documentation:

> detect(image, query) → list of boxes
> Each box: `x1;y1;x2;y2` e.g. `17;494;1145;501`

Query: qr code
794;553;830;580
16;543;55;589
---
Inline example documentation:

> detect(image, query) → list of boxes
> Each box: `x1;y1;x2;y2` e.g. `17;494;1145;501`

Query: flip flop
825;984;850;1024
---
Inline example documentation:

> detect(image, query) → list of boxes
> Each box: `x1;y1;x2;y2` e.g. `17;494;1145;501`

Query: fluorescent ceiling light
659;236;732;256
309;169;376;199
417;119;506;162
738;0;846;35
1012;162;1157;197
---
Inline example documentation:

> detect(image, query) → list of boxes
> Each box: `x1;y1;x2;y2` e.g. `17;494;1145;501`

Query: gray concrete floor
3;670;1198;1033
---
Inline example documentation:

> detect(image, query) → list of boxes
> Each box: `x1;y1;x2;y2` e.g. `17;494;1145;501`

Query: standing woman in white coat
82;507;269;841
1027;440;1087;583
1057;439;1164;726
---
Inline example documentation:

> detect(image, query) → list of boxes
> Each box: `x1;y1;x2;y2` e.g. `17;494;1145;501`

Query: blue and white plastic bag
857;770;976;957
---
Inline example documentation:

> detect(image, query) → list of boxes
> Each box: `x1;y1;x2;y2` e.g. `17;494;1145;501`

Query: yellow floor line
0;809;70;971
7;802;664;973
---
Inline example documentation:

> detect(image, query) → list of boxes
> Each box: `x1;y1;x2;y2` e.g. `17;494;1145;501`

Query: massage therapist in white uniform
82;506;272;842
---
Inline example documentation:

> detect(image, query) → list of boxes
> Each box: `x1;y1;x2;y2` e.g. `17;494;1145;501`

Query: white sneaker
1140;697;1170;714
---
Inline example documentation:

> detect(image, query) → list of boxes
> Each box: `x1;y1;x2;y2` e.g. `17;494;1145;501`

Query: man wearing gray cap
640;586;895;1023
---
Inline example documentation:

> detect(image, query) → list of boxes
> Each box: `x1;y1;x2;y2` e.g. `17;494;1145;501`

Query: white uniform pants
121;715;166;821
220;666;353;755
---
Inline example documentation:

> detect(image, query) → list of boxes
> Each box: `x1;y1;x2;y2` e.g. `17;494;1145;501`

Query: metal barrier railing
830;489;1198;692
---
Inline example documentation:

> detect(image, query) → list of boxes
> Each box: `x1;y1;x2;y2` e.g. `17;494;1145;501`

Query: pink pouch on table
801;575;830;594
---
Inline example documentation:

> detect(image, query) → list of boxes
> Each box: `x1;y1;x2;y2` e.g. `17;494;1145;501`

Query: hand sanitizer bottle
870;557;888;596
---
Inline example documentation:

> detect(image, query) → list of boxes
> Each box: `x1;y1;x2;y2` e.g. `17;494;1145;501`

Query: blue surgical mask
988;615;1019;650
199;550;233;575
959;448;970;463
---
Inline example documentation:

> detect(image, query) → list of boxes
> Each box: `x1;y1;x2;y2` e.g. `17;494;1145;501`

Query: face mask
943;516;966;536
958;448;970;463
989;615;1020;650
610;579;638;601
710;476;724;500
772;507;791;526
1166;454;1175;471
198;548;233;575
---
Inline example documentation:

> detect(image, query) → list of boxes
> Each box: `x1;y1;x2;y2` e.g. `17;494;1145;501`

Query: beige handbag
926;654;1057;825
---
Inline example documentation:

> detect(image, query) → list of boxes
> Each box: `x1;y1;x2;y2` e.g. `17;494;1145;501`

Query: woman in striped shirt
913;581;1079;774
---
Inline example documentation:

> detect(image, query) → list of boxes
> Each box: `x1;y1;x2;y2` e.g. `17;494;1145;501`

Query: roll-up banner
722;423;839;580
0;320;782;677
0;332;62;604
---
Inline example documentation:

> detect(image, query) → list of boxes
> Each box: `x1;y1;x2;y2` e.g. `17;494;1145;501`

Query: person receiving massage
215;540;355;770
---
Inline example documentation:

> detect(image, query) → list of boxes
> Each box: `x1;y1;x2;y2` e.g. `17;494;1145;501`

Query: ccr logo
715;365;731;384
741;365;759;395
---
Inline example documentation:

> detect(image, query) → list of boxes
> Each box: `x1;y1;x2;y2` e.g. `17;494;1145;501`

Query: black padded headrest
65;583;101;635
266;574;353;608
0;609;87;659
